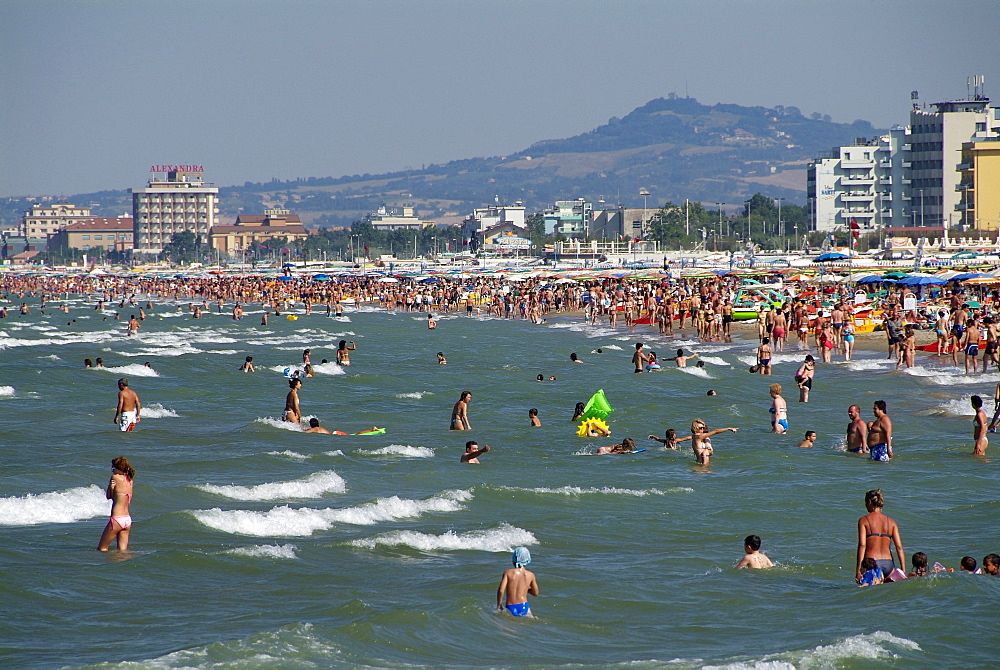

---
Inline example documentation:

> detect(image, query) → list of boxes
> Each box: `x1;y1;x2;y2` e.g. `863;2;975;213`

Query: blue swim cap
512;546;531;568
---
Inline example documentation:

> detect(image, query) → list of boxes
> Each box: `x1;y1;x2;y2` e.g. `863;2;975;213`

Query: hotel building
131;168;219;255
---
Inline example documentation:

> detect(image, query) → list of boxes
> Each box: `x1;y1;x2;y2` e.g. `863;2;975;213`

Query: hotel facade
131;167;219;255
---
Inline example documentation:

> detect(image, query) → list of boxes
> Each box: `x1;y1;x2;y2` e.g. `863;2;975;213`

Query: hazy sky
2;0;997;197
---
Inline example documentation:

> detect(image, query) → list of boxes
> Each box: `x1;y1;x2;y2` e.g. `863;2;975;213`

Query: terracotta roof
63;218;133;232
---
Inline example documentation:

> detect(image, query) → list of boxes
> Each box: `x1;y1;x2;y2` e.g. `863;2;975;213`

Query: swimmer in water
648;428;690;450
284;378;302;424
240;356;255;373
336;340;356;366
528;408;541;427
735;535;774;569
460;440;490;463
797;430;816;448
595;437;636;455
450;390;472;430
114;378;141;432
769;383;788;434
304;417;331;434
689;418;737;466
971;394;988;456
497;547;538;617
97;456;135;551
436;352;447;364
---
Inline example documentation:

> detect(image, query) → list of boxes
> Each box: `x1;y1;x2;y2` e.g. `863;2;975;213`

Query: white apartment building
462;202;526;237
131;169;219;255
908;97;999;228
807;129;910;233
21;202;94;239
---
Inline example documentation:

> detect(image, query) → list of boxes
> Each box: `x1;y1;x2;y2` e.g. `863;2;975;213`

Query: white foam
845;359;894;371
40;354;61;360
917;395;977;417
196;471;347;501
141;403;179;418
503;485;693;496
363;444;435;458
679;366;713;379
190;489;472;537
903;366;985;386
205;349;242;355
116;344;203;357
601;344;624;351
736;352;804;366
100;363;160;377
395;391;433;399
310;362;345;375
224;544;298;559
701;631;920;670
0;386;15;397
351;522;536;551
0;485;108;526
322;450;345;457
698;356;731;367
256;417;305;432
266;450;310;460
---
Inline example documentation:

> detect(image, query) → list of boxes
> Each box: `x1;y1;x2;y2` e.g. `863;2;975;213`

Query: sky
1;0;998;197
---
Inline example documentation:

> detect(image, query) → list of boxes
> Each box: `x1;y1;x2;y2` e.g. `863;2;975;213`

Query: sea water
0;300;997;668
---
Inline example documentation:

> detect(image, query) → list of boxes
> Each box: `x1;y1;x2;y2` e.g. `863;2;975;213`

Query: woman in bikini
856;488;905;583
689;418;738;466
450;390;472;431
98;456;135;551
336;340;356;366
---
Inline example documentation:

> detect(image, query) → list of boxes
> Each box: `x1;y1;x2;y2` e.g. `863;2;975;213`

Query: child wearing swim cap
497;547;539;617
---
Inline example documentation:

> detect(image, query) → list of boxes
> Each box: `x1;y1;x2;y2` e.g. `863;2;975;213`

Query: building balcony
879;177;892;185
901;161;912;168
956;183;974;191
878;160;892;168
844;210;876;217
901;178;912;185
840;193;873;202
957;162;973;171
841;177;875;185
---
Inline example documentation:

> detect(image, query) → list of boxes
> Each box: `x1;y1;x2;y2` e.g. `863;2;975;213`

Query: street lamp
717;203;725;241
745;198;752;243
775;197;784;247
640;188;650;238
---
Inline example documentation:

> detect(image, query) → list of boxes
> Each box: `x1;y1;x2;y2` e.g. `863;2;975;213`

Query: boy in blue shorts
497;547;539;617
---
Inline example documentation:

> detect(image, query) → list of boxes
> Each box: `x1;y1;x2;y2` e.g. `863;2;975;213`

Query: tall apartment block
131;169;219;255
908;96;998;228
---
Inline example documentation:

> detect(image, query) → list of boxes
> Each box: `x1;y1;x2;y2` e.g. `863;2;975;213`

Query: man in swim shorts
113;378;141;432
867;400;893;461
497;546;539;617
846;404;868;453
460;440;490;463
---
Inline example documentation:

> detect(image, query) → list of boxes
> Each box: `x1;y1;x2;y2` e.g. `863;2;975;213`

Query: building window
94;235;102;240
82;235;90;240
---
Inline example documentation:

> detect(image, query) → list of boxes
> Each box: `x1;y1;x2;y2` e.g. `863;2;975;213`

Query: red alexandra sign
150;165;204;173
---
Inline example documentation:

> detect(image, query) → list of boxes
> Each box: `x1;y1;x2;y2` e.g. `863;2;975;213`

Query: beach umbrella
276;275;294;282
378;277;399;283
951;272;993;281
311;273;331;281
856;275;888;284
813;252;850;262
898;275;946;286
882;271;910;279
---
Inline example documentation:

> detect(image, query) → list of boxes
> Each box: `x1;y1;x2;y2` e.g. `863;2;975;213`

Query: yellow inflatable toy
576;418;610;437
286;315;298;321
